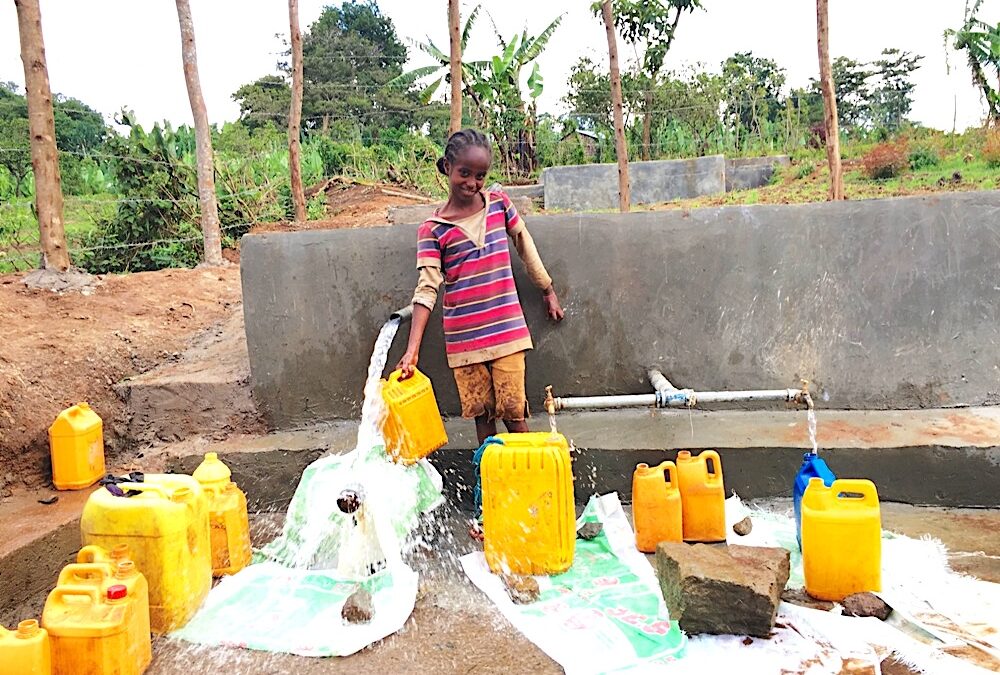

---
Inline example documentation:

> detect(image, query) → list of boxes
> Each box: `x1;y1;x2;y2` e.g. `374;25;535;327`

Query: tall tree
174;0;223;265
448;0;462;135
945;0;1000;125
612;0;702;160
288;0;306;222
816;0;843;200
599;1;630;212
14;0;69;271
721;52;786;149
870;48;923;131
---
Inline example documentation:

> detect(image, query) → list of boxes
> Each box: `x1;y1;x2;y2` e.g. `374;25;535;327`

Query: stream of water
807;406;819;454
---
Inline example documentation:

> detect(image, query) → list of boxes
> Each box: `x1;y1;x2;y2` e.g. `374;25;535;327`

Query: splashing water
548;410;559;435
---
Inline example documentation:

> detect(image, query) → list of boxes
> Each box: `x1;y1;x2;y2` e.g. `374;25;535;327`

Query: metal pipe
552;388;801;411
389;305;413;324
647;369;676;393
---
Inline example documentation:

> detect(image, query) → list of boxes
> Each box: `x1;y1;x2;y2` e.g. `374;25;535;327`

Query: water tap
794;379;814;409
544;385;556;416
337;488;363;514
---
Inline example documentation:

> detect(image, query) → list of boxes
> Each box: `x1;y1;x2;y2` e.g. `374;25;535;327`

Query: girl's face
445;146;491;203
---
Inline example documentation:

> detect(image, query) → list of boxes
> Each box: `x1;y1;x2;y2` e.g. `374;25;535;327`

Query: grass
0;193;114;272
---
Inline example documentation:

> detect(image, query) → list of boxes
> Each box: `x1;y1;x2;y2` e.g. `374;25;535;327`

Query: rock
577;521;603;540
841;592;891;621
781;587;835;612
733;516;753;536
37;495;59;505
656;542;790;638
501;574;540;604
341;588;374;624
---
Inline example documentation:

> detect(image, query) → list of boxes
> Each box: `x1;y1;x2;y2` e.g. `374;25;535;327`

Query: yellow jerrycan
193;452;252;576
45;559;151;675
0;620;51;675
632;461;683;553
676;450;727;542
480;432;575;575
80;473;212;634
48;402;105;490
802;477;882;601
381;368;448;464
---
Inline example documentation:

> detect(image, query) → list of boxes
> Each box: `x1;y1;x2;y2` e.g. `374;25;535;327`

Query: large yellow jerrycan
80;473;211;634
45;558;151;675
676;450;727;542
480;432;575;575
381;368;448;464
193;452;252;576
802;477;882;601
632;461;683;553
48;402;105;490
0;620;50;675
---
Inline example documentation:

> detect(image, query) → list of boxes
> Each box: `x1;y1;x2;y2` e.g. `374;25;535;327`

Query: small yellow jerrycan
45;557;151;675
802;478;882;601
0;619;51;675
632;461;683;553
381;368;448;464
48;402;104;490
676;450;727;542
193;453;252;576
480;432;576;575
80;474;212;634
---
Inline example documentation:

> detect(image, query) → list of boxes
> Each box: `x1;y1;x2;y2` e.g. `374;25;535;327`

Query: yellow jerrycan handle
77;544;106;563
832;479;879;508
699;450;723;484
57;563;113;587
385;369;404;384
661;460;678;488
114;482;183;501
49;585;102;604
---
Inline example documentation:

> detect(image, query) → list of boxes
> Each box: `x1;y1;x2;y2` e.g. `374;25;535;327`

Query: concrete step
114;309;263;444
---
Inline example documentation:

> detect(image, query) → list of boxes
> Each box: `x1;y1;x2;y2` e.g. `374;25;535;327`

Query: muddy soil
0;266;243;490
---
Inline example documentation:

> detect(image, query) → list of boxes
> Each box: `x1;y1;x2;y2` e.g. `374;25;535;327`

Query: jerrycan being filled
193;453;251;576
802;478;882;601
0;620;50;675
45;559;151;675
793;453;836;551
48;402;104;490
480;432;575;575
80;473;211;634
676;450;726;542
381;368;448;464
632;461;683;553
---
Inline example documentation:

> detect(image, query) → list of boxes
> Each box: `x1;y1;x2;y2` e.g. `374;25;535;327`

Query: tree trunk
15;0;69;271
641;89;652;161
601;1;630;213
174;0;224;265
816;0;844;201
288;0;306;223
448;0;462;135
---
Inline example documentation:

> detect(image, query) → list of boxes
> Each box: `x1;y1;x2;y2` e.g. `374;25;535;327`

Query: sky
0;0;994;133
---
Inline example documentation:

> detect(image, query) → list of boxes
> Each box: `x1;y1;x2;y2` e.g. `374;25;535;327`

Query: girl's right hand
396;350;419;379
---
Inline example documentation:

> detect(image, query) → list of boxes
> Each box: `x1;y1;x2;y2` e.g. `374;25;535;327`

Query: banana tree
391;8;563;178
945;0;1000;124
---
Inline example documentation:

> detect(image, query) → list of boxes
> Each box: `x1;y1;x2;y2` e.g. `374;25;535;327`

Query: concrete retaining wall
726;156;790;191
542;155;727;211
242;191;1000;428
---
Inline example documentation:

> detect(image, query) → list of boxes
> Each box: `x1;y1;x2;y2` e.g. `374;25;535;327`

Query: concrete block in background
725;156;791;192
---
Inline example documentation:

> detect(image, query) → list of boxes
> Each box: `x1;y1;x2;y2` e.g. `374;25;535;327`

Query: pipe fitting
544;385;556;415
389;305;413;324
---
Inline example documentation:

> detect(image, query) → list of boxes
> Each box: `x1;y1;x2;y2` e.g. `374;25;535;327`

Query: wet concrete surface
143;500;1000;674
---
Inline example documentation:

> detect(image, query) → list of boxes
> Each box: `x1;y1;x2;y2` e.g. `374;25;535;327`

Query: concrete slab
725;156;790;192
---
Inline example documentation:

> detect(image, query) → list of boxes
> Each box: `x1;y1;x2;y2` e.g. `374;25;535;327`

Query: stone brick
656;542;790;638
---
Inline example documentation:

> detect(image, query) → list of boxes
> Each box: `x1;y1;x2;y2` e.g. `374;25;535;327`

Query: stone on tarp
501;574;540;604
341;587;374;624
842;592;891;621
655;542;790;638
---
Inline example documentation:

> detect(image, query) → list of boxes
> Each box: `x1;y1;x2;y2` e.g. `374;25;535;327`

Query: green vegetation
1;0;998;274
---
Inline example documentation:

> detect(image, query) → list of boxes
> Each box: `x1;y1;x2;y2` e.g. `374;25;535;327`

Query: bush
983;131;1000;168
795;161;816;180
862;141;908;180
908;145;939;171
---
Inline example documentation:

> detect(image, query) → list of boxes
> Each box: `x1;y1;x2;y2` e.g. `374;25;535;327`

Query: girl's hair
436;128;492;175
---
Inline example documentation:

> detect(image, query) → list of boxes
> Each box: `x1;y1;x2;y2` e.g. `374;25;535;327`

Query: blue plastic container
793;452;836;550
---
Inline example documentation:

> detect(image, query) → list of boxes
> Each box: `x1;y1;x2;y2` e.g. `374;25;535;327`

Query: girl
396;128;564;447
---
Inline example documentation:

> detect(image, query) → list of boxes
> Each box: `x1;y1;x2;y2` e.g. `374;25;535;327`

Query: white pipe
647;369;676;392
553;388;801;411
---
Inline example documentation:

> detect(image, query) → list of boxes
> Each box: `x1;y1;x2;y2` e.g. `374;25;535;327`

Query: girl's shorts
452;351;528;421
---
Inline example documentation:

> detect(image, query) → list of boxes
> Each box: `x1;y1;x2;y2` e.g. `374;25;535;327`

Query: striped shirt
416;191;534;368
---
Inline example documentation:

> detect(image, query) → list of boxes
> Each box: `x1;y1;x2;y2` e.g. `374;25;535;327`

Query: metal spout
389;305;413;324
544;385;556;415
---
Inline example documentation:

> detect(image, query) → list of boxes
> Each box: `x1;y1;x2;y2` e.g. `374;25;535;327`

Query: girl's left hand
543;289;565;322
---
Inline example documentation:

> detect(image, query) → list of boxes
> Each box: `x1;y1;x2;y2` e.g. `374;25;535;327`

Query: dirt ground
0;267;243;491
